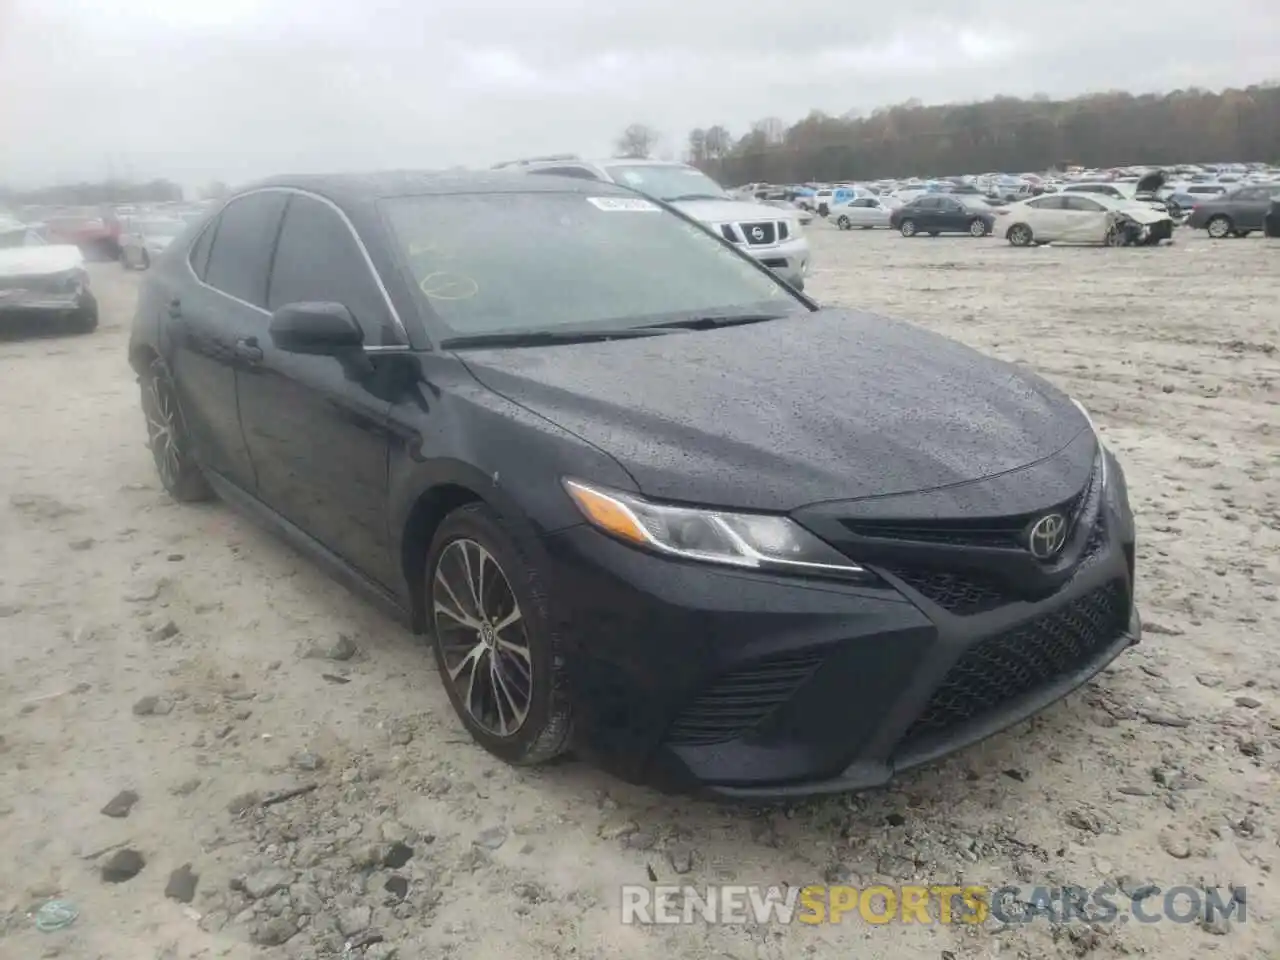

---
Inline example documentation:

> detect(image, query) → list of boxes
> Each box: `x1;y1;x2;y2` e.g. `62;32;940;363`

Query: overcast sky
1;0;1276;190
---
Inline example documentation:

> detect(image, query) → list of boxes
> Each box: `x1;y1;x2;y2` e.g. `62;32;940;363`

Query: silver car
119;217;187;270
830;197;894;230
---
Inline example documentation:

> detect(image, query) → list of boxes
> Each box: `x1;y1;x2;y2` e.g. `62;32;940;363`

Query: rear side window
267;194;392;342
188;222;216;279
203;192;288;307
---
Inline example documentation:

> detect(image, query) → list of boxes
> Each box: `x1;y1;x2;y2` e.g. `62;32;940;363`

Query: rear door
167;192;287;490
1232;187;1271;229
1022;195;1067;239
235;192;400;586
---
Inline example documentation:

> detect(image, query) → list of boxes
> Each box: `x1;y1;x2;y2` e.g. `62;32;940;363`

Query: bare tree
752;117;787;144
615;123;659;159
687;82;1280;183
687;128;708;165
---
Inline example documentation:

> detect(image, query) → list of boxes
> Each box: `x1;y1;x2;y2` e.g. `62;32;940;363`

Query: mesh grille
664;651;824;746
900;580;1127;744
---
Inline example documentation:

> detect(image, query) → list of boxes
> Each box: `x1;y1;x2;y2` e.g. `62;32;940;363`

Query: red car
42;212;122;260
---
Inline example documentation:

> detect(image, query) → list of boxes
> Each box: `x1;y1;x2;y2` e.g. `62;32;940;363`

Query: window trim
187;186;410;349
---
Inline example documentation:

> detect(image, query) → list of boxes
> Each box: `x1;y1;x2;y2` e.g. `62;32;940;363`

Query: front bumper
0;289;85;315
741;235;810;287
543;456;1138;799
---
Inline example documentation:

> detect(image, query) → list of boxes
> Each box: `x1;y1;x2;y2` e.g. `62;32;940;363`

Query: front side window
267;194;392;341
600;164;729;202
382;191;801;339
1064;196;1105;212
203;192;288;307
1028;196;1064;210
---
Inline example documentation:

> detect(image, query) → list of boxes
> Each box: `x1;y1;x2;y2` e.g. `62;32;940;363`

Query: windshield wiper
441;328;673;350
642;313;788;331
664;193;729;202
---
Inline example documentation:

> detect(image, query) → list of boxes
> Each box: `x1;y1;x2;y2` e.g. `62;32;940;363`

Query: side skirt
203;470;415;631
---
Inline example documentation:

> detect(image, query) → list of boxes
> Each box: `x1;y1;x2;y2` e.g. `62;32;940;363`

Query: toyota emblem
1026;513;1068;560
750;226;765;241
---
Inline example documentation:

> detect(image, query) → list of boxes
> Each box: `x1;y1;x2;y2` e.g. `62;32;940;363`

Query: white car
119;216;188;270
0;219;97;332
996;193;1174;247
829;197;893;230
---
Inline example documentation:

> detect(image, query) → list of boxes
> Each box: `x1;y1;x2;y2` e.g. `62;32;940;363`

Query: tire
1007;223;1033;247
140;357;214;502
969;219;988;237
1206;215;1232;239
426;502;573;766
899;220;917;237
835;215;851;230
69;293;99;334
817;204;829;218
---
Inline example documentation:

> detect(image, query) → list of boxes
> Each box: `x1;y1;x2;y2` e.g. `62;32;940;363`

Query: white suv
499;156;811;290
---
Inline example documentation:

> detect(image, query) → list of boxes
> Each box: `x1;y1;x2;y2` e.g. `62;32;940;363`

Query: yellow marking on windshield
419;272;479;300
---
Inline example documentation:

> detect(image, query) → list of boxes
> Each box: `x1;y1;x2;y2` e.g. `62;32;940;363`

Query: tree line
616;82;1280;185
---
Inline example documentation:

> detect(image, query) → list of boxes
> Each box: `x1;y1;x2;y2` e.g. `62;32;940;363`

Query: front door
235;192;402;588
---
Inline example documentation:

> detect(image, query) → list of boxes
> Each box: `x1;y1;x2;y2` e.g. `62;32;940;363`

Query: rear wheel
68;293;98;334
427;503;573;766
899;220;917;237
968;218;988;237
835;215;851;230
140;357;214;502
1007;223;1033;247
1206;215;1232;239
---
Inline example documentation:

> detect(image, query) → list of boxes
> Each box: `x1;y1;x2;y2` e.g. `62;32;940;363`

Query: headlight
563;478;866;578
1070;397;1107;487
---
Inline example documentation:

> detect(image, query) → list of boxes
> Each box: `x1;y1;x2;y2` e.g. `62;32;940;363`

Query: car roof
243;170;636;206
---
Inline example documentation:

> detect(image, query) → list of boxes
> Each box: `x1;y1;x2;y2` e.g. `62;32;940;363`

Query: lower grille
900;580;1128;744
740;221;777;245
883;568;1011;616
664;651;824;746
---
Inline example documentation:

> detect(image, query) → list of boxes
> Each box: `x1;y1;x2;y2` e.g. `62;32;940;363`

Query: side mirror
269;301;364;355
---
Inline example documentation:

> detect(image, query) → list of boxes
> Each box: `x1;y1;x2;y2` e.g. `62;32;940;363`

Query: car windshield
381;191;800;338
600;164;730;202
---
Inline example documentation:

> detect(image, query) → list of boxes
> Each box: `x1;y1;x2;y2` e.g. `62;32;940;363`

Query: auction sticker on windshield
586;197;661;212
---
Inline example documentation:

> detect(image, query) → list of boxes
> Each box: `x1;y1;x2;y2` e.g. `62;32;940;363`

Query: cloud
0;0;1275;189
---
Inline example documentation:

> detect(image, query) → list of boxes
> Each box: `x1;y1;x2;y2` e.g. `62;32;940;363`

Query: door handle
234;337;263;364
167;298;182;319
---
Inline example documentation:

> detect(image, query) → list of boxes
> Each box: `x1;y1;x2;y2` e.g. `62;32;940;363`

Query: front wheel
835;215;851;230
899;220;917;237
968;219;988;237
427;503;573;766
69;293;98;334
140;357;214;502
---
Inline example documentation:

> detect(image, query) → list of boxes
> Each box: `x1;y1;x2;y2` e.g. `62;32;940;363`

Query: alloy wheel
1207;216;1231;239
970;219;986;237
836;216;850;230
900;220;917;237
432;538;533;737
143;375;182;490
1009;225;1031;246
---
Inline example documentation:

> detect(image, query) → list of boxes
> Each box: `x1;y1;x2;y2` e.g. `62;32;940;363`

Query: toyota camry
128;171;1140;798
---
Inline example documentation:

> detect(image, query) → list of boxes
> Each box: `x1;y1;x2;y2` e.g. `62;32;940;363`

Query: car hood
1112;202;1171;224
671;197;798;226
0;244;83;277
457;309;1089;512
1135;169;1167;194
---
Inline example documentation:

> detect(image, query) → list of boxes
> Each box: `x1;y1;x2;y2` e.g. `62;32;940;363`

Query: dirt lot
1;225;1276;960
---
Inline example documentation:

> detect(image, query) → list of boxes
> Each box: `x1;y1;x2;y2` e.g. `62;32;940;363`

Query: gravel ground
1;225;1276;960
